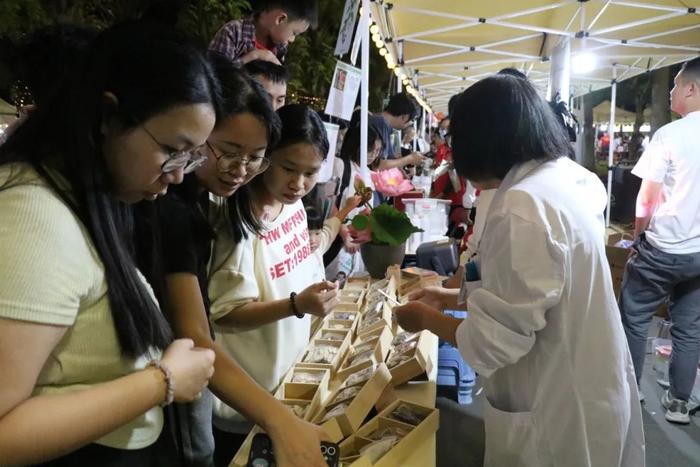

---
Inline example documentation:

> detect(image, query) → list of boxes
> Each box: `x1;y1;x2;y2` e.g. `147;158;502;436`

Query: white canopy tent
362;0;699;225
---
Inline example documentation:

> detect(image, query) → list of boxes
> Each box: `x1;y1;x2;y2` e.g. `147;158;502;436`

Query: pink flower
371;169;414;197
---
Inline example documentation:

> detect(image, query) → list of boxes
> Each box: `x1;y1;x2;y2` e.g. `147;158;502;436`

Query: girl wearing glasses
207;104;341;462
137;60;330;467
0;22;218;466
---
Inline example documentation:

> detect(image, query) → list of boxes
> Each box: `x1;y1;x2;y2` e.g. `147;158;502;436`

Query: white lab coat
456;158;645;467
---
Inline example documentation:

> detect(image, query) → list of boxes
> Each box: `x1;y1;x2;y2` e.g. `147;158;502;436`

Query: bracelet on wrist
290;292;304;319
149;360;175;407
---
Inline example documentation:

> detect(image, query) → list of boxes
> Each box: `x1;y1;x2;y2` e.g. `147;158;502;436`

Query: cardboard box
298;334;352;375
356;300;393;337
314;363;393;442
338;399;439;466
345;276;371;291
387;331;433;386
279;366;331;421
337;326;393;381
605;244;629;299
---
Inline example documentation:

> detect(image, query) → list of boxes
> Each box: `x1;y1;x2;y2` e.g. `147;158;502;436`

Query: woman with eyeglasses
0;22;218;466
136;60;331;467
207;104;340;463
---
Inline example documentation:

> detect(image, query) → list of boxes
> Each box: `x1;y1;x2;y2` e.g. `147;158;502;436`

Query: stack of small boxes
231;270;439;467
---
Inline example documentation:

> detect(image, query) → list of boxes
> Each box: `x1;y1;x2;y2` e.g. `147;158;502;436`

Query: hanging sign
317;122;340;183
335;0;360;56
324;61;362;121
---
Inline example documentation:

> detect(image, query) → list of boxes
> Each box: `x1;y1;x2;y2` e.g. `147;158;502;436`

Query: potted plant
351;168;423;278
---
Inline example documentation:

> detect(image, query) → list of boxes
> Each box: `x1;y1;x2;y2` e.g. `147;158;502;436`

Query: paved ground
436;360;700;466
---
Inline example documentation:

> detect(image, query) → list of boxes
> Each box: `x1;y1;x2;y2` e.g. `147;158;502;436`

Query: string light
366;19;433;114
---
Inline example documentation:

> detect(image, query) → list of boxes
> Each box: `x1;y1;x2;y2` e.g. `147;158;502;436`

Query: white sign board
324;61;362;121
318;122;340;183
334;0;360;56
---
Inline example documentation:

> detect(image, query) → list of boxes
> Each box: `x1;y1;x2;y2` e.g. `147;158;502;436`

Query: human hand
408;285;453;312
405;152;426;166
296;281;339;317
242;48;281;65
393;301;441;333
347;214;372;244
160;339;215;402
268;412;331;467
343;235;360;253
338;195;363;220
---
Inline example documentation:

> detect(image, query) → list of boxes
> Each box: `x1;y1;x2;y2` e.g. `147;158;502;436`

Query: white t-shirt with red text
208;200;318;431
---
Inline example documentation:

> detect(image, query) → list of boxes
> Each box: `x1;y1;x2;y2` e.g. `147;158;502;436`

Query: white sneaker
662;390;690;424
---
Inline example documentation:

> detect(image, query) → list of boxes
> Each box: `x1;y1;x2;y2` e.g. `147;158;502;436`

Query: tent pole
360;0;370;178
606;66;617;227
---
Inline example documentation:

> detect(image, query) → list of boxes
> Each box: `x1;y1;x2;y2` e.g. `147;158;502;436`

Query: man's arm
634;179;663;239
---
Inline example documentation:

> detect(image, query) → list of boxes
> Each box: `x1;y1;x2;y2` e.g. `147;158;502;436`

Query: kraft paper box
315;363;393;442
279;366;331;421
297;334;352;376
387;330;433;386
336;326;393;381
339;399;439;466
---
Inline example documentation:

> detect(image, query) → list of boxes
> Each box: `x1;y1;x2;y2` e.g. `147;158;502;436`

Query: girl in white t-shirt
0;23;217;465
208;104;340;449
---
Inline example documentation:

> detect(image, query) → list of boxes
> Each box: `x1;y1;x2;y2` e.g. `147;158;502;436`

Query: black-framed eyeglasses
206;141;270;174
141;125;206;174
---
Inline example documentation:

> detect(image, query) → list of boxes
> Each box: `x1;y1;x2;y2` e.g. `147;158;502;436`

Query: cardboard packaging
386;330;434;386
338;399;439;466
314;363;393;442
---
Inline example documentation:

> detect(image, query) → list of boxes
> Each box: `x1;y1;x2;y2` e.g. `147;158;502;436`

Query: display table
228;275;439;467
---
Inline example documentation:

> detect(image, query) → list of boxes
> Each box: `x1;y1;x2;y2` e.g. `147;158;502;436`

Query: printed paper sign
335;0;360;56
324;61;362;121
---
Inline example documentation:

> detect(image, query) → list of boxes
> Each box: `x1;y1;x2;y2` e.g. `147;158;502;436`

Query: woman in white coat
394;74;645;467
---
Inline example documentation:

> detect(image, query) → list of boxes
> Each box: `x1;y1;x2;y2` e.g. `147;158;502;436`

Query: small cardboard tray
297;335;352;375
338;399;439;466
386;331;433;387
314;363;393;442
337;326;393;381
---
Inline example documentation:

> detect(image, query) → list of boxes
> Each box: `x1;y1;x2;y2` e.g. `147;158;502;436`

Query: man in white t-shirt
620;57;700;424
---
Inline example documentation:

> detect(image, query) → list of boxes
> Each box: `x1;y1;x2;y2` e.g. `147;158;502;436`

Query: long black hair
0;21;221;357
450;74;574;182
232;103;328;241
339;119;383;168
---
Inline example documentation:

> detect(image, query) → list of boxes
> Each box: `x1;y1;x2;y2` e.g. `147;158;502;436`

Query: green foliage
178;0;250;47
352;204;423;247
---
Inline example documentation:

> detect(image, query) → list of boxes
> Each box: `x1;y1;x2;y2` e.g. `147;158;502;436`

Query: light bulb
370;24;379;34
572;51;597;74
394;68;402;77
375;39;384;48
372;33;381;42
380;48;388;57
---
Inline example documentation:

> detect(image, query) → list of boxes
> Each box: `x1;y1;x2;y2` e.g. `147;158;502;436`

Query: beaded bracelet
290;292;304;319
149;360;175;407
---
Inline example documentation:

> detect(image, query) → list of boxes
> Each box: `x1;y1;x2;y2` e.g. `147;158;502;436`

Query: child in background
304;194;361;282
209;0;318;66
244;59;288;110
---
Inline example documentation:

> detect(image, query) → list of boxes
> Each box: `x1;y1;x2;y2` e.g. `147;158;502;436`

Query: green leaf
351;214;369;230
368;204;423;247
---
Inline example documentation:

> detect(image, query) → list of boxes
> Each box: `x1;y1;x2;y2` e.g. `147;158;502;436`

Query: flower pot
360;242;406;279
